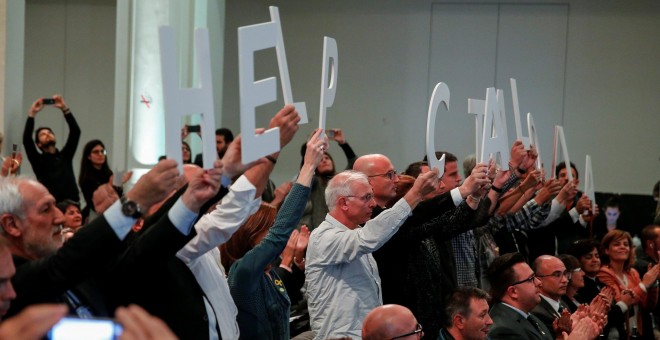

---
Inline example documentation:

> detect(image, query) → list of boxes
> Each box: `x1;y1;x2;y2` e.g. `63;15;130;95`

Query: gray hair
0;177;29;225
325;170;369;211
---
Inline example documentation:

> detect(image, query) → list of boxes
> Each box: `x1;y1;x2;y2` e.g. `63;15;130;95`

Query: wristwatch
120;196;142;218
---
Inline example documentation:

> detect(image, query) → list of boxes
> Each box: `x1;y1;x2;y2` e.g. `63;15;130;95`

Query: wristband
491;185;503;193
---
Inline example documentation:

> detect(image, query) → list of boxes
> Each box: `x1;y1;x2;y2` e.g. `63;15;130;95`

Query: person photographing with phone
22;95;81;203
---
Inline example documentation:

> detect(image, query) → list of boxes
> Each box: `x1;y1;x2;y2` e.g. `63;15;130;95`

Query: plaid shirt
453;198;550;287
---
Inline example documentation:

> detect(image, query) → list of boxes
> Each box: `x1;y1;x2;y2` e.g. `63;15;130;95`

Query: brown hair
220;203;277;270
600;229;635;270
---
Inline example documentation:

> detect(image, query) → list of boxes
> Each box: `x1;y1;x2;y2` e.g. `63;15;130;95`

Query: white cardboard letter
551;125;573;180
480;88;510;165
510;78;531;148
526;113;543;170
318;37;338;135
160;27;216;172
467;98;485;161
270;7;308;124
238;15;281;163
426;83;449;178
584;155;595;211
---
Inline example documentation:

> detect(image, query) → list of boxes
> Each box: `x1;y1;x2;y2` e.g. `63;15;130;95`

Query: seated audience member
305;167;438;339
221;130;326;338
530;255;572;338
124;104;301;339
559;254;586;313
566;239;604;303
22;95;80;202
362;304;422;340
597;229;660;339
78;139;132;219
0;160;181;318
56;199;83;240
298;128;357;231
486;252;553;340
438;287;493;340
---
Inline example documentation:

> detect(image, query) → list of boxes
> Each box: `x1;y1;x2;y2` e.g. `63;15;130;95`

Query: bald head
353;154;399;207
362;304;419;340
533;255;568;300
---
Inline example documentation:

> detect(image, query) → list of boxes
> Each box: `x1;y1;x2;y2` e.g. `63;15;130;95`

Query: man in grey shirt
305;167;438;339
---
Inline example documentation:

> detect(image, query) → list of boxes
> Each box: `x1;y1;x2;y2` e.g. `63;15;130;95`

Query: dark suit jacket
107;185;229;340
373;193;491;339
530;297;569;339
8;214;122;318
489;303;553;340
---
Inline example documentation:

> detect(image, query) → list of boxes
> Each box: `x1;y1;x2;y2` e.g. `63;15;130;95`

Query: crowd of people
0;95;659;340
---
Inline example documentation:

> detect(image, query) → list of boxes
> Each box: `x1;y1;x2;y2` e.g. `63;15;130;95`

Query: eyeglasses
344;193;374;202
391;323;423;339
368;170;397;180
536;270;572;280
511;274;538;286
91;149;106;155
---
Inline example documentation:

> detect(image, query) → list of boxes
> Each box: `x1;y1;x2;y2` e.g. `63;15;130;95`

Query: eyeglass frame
344;193;374;203
510;274;538;286
536;270;572;280
390;323;423;339
91;149;107;156
368;170;397;180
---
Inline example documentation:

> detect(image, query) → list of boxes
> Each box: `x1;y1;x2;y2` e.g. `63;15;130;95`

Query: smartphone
42;98;56;105
47;317;123;340
326;129;335;138
188;125;201;133
11;144;17;159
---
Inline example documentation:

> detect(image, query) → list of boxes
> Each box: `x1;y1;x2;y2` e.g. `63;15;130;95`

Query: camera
187;125;201;133
42;98;56;105
47;317;123;340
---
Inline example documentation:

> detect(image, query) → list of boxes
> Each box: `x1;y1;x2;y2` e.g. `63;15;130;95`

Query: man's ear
0;213;22;237
507;285;518;300
454;314;466;330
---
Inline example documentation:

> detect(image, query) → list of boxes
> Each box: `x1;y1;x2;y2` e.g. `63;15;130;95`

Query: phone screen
188;125;201;133
47;317;123;340
11;144;17;159
42;98;56;105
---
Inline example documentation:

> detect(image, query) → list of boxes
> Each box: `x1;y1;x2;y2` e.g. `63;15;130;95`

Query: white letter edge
160;26;216;172
318;36;338;136
426;82;449;178
480;88;510;165
238;17;281;164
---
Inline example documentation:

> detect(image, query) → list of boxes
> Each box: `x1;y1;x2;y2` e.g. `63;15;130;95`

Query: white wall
21;0;116;187
14;0;660;197
222;0;660;195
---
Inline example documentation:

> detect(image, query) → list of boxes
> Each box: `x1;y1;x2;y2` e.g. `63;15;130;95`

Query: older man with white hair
305;168;438;339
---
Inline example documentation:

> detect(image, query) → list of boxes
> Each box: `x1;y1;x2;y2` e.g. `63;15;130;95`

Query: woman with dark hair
222;130;326;339
56;199;83;241
598;229;660;339
559;254;585;313
181;141;192;164
78;140;131;218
